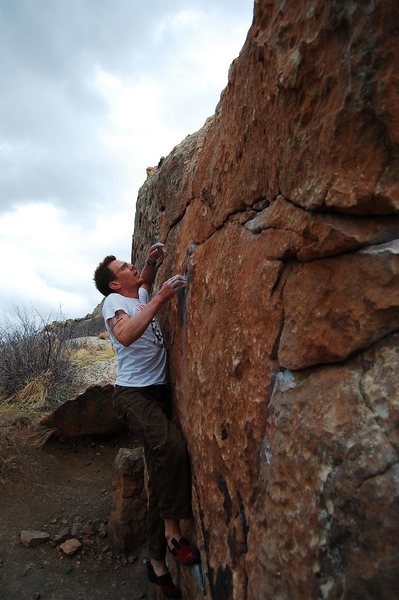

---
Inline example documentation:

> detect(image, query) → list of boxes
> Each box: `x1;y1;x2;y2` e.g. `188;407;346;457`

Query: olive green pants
113;384;192;560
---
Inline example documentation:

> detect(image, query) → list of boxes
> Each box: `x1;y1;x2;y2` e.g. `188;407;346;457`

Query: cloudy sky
0;0;253;323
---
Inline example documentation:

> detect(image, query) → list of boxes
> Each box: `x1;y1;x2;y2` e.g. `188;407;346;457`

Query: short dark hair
93;255;117;296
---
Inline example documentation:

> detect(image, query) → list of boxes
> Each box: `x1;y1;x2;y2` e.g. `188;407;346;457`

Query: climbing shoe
168;537;200;565
146;561;182;599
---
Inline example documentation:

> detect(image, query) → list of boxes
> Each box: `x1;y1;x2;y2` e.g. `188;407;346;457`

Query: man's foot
146;561;182;599
168;537;200;565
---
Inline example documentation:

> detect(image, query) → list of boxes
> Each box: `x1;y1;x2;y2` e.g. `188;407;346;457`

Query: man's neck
117;288;140;299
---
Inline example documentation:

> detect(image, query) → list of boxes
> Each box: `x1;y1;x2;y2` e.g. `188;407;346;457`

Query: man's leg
113;385;193;558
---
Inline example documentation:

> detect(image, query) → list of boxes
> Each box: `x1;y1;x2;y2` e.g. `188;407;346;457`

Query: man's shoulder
103;293;135;316
138;287;149;303
104;292;124;307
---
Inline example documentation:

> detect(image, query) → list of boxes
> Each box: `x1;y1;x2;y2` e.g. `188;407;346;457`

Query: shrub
0;307;74;404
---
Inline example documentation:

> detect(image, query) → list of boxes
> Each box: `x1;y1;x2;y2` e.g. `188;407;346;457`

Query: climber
93;243;199;599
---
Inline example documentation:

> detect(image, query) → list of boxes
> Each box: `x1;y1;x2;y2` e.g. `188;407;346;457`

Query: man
94;243;199;599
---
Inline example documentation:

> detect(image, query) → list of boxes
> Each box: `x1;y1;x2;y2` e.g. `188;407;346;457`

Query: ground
0;431;151;600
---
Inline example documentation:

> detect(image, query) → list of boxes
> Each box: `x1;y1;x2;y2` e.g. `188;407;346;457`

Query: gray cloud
0;0;254;320
1;0;252;215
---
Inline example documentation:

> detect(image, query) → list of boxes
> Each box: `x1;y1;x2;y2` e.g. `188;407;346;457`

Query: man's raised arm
109;274;186;346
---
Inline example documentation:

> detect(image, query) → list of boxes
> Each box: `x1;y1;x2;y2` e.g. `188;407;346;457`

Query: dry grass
0;374;49;423
68;344;115;367
97;331;109;340
0;373;56;476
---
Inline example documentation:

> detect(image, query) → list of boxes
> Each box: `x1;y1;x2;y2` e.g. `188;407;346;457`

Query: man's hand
141;243;167;291
157;275;187;301
146;242;167;265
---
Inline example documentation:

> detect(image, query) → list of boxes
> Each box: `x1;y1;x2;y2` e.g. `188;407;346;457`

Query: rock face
131;1;399;598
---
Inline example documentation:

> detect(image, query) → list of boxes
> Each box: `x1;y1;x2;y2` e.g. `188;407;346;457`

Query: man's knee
155;431;188;462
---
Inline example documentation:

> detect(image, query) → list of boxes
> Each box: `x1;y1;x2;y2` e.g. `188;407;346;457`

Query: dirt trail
0;432;149;600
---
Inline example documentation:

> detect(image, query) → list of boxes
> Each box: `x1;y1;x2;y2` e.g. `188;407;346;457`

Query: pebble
128;555;137;564
54;528;71;544
99;523;107;538
51;518;58;524
71;523;82;537
80;522;94;536
23;564;33;576
59;538;82;556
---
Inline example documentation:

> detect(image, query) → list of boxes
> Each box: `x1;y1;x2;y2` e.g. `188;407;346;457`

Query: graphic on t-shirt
150;319;164;348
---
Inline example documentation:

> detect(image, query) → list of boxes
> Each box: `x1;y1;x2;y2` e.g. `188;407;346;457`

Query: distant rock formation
51;302;105;339
132;1;399;598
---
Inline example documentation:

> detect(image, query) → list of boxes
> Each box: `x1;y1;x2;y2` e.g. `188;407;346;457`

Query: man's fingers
147;243;167;265
166;275;187;288
149;242;167;255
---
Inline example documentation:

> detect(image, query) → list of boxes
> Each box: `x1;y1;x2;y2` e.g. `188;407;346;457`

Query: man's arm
109;274;186;347
140;242;167;292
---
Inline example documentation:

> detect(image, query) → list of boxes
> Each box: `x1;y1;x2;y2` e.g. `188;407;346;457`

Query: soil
0;431;151;600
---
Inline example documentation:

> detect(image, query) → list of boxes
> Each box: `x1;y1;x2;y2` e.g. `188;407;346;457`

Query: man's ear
109;280;120;291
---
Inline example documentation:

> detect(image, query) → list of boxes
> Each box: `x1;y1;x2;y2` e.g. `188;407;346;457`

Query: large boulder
131;1;399;598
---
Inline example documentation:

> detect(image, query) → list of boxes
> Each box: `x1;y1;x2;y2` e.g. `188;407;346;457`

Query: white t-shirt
103;288;167;387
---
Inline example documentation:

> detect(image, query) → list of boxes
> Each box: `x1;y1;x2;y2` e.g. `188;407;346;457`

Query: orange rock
59;538;81;556
279;241;399;369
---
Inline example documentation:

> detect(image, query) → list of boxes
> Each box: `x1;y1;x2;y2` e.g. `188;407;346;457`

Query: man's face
109;259;143;291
